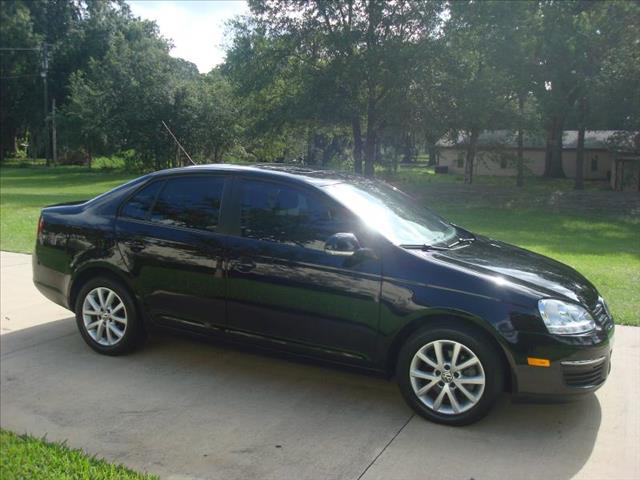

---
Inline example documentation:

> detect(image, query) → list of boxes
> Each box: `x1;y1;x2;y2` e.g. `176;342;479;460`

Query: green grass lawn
435;206;639;327
379;161;609;190
0;429;157;479
1;167;136;253
1;165;638;325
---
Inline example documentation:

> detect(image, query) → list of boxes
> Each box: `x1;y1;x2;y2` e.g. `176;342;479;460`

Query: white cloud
127;1;248;73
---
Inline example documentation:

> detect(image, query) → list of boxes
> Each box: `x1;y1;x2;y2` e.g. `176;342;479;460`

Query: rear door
224;177;382;365
116;174;230;331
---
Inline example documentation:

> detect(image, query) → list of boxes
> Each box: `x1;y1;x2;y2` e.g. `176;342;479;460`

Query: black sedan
32;165;614;425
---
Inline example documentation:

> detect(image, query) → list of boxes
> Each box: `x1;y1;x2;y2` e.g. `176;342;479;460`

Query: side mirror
324;232;360;256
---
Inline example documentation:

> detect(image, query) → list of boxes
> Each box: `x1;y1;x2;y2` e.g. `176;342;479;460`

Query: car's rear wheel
74;276;142;355
397;323;504;426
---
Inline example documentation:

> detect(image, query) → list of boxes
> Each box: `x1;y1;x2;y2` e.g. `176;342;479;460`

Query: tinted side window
120;181;163;220
240;180;350;249
150;176;225;231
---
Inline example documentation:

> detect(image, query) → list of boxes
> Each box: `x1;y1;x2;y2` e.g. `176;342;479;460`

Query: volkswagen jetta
33;165;614;425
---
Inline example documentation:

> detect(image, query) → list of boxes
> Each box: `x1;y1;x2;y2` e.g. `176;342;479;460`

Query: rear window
120;181;163;220
150;176;225;231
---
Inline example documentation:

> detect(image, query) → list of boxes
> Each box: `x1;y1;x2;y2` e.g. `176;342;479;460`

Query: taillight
37;216;45;244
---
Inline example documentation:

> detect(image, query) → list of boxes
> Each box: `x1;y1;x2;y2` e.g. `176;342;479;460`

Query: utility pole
0;46;47;162
41;42;50;166
52;98;57;166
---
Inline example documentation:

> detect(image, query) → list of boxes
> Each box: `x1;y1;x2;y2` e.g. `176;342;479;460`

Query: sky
127;1;249;73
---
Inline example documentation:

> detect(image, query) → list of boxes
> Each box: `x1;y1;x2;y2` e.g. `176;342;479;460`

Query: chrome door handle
234;258;256;273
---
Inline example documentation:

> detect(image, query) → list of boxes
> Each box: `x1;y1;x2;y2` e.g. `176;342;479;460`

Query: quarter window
120;181;163;220
240;180;349;249
150;176;225;231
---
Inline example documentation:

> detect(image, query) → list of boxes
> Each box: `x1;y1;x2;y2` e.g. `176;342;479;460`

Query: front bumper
511;326;614;398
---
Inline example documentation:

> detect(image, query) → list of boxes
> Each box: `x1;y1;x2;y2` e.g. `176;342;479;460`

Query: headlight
538;299;596;335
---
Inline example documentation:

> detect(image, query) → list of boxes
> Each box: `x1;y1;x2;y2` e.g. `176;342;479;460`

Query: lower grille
563;360;607;388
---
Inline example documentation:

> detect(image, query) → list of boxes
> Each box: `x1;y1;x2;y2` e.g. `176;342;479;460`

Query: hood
430;236;599;307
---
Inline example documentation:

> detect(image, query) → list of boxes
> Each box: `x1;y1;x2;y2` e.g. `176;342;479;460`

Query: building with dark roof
436;131;638;187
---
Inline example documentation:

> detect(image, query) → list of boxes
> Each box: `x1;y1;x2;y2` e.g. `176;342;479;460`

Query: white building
436;130;631;181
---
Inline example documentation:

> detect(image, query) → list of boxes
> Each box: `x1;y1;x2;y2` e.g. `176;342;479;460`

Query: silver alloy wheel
82;287;127;346
409;339;486;415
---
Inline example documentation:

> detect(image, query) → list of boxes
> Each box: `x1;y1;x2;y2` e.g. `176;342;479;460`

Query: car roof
147;163;363;187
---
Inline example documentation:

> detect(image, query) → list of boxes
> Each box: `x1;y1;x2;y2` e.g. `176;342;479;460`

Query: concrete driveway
1;251;638;480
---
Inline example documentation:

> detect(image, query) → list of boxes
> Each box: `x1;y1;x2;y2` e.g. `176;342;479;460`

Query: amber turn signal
527;357;551;367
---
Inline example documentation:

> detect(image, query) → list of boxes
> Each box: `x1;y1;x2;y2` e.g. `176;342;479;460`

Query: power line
0;47;41;52
0;44;52;164
0;74;40;79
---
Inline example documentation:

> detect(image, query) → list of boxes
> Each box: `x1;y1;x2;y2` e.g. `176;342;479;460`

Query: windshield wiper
447;236;475;248
447;225;476;248
399;243;450;251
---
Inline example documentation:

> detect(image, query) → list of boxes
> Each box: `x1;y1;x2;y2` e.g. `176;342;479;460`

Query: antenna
162;120;196;166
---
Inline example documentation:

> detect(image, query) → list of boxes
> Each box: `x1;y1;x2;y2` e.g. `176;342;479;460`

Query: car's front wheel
397;323;504;426
74;276;143;355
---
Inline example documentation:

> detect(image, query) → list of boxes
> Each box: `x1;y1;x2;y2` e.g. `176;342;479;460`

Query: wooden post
575;126;585;190
42;42;51;166
516;94;524;187
52;98;57;166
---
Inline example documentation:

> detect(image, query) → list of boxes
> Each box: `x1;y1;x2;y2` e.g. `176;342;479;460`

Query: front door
225;177;382;365
116;174;229;330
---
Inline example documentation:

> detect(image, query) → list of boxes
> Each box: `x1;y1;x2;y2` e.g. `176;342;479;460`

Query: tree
568;1;640;189
449;1;540;186
1;0;137;161
61;20;175;167
4;0;637;179
0;0;43;161
443;1;518;184
527;1;595;179
190;70;242;163
227;0;444;176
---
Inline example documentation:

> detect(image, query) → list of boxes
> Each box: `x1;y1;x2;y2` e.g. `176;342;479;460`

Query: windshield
322;181;457;246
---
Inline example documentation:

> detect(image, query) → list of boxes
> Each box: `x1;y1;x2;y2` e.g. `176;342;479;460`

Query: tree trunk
0;127;17;163
402;132;413;163
427;144;438;166
322;136;339;166
306;129;313;165
464;129;479;184
575;97;588;190
516;95;524;187
363;96;376;177
544;125;554;176
575;126;585;190
364;128;376;177
363;0;379;178
544;116;566;178
552;124;565;177
352;117;363;174
516;128;524;187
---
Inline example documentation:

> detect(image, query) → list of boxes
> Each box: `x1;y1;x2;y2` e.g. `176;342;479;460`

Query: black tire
74;276;143;356
396;322;504;426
